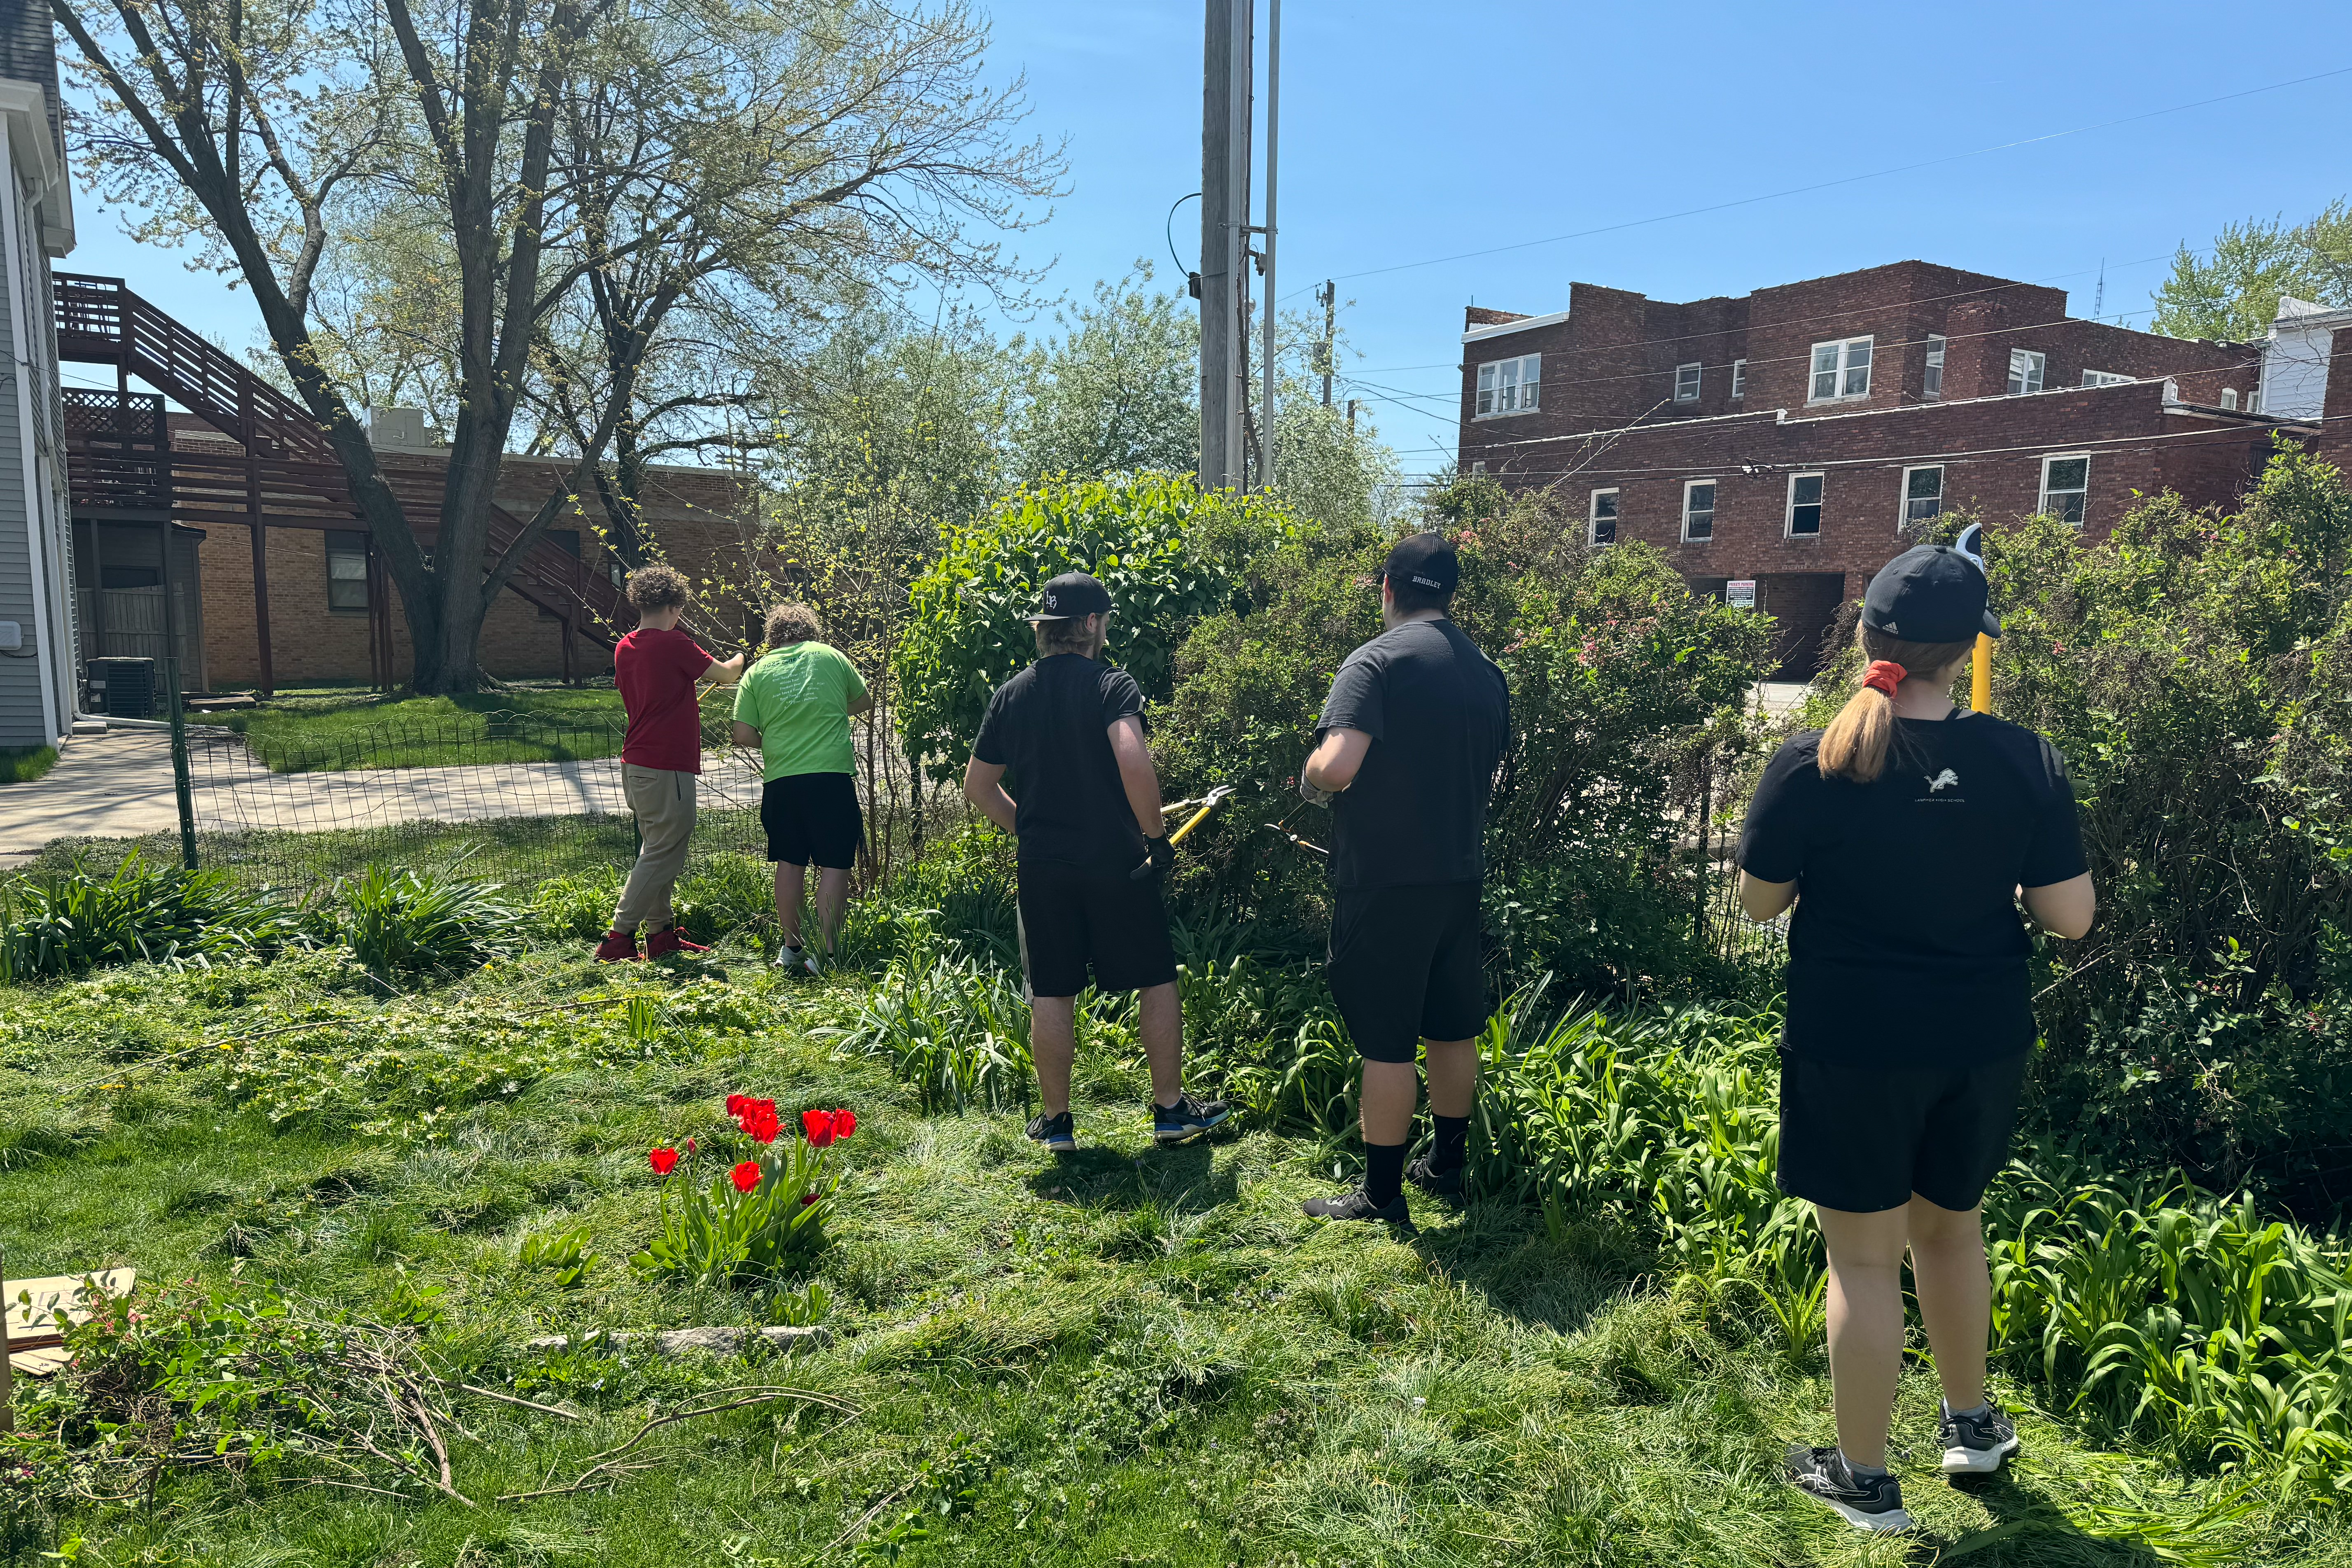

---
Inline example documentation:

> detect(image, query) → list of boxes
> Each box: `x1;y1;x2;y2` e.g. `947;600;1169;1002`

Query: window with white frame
1470;460;1488;474
2081;368;2131;387
2039;454;2089;526
2221;387;2240;410
1924;334;1946;399
1786;473;1824;536
2007;349;2046;395
2248;388;2261;414
1476;353;1541;417
1809;338;1873;401
1588;488;1619;546
1900;465;1944;527
1682;480;1716;541
1675;362;1701;403
325;531;369;611
1731;359;1747;399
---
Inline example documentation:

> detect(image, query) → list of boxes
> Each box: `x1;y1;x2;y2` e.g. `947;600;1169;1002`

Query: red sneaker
594;931;640;963
646;926;709;959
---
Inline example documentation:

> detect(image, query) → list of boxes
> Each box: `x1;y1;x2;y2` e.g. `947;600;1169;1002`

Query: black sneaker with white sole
1301;1188;1411;1224
1151;1093;1231;1145
1026;1111;1076;1153
1784;1445;1911;1533
1406;1155;1463;1199
1939;1402;2019;1474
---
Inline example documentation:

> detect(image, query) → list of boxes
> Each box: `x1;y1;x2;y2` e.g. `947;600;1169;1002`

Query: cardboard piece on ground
6;1269;134;1376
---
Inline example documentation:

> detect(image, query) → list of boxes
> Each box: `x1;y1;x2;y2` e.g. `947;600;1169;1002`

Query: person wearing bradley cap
1736;544;2096;1534
962;571;1230;1153
1295;532;1512;1225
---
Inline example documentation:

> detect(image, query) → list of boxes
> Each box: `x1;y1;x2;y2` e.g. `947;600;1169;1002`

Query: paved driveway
0;729;763;870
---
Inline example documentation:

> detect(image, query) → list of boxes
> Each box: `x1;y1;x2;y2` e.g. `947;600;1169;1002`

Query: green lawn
215;687;634;772
1;923;2333;1566
0;745;58;784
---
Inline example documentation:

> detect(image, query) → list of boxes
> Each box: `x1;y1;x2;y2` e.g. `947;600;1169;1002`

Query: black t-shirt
1738;711;2089;1065
971;654;1147;878
1315;618;1512;891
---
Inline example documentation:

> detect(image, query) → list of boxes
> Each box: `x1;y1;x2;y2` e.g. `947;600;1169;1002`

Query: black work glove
1145;835;1176;879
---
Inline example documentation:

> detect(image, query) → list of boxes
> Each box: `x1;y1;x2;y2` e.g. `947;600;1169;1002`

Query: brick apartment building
1455;260;2313;674
166;413;768;691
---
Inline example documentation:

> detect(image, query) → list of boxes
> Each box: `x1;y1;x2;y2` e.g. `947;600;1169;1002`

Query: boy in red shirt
597;565;744;961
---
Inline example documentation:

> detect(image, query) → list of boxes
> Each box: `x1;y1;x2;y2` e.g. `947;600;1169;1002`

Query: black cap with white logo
1862;544;2001;643
1383;532;1458;597
1025;571;1114;623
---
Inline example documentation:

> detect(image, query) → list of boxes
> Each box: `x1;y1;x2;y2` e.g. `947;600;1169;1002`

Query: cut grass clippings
2;936;2341;1566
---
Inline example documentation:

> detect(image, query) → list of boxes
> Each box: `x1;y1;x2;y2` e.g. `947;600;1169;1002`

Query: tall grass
823;947;1034;1111
315;864;524;975
0;852;301;981
1473;995;2352;1503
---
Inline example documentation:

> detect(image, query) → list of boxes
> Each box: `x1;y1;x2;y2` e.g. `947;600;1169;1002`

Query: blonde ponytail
1816;625;1978;784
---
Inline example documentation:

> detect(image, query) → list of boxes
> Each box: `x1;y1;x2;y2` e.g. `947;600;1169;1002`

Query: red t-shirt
615;627;714;772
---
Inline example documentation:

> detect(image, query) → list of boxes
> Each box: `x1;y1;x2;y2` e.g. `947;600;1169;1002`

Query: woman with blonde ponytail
1736;545;2097;1535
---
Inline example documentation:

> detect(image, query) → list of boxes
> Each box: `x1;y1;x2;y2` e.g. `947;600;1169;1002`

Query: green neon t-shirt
732;641;868;780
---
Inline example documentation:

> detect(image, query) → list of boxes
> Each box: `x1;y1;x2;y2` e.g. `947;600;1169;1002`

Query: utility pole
1258;0;1279;491
1198;0;1251;493
1318;279;1335;407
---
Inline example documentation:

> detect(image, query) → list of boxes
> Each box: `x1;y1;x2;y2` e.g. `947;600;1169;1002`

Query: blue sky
63;1;2352;483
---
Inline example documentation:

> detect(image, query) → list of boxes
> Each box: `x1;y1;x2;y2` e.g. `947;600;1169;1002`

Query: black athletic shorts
761;772;863;870
1325;881;1488;1064
1016;858;1178;999
1776;1049;2029;1213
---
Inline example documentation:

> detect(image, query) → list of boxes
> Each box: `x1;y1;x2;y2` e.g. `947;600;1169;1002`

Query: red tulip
648;1146;680;1175
802;1108;835;1148
800;1193;817;1207
733;1096;780;1144
685;1136;697;1154
830;1108;857;1141
725;1094;748;1117
730;1160;761;1193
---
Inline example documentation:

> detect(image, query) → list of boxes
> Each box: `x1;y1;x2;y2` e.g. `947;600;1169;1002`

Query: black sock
1364;1141;1407;1207
1430;1113;1470;1174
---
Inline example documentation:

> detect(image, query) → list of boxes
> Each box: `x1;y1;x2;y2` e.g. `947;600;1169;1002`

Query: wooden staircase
53;274;632;655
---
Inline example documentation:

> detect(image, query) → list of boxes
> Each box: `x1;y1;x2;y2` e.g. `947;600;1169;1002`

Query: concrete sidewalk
0;729;762;870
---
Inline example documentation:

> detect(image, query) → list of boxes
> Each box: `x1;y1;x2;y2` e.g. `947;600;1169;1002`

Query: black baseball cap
1025;571;1113;623
1383;532;1458;596
1861;545;2001;643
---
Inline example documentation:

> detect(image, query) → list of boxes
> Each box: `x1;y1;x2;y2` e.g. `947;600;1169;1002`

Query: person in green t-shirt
730;602;873;973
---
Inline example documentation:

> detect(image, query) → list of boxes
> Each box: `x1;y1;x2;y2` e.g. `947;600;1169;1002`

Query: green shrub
0;852;302;981
893;471;1301;782
822;950;1034;1111
1157;490;1772;995
312;863;523;975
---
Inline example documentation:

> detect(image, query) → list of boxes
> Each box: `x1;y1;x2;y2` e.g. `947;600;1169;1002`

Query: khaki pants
612;764;697;933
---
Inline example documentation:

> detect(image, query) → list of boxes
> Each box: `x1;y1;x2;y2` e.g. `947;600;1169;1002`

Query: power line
1277;64;2352;301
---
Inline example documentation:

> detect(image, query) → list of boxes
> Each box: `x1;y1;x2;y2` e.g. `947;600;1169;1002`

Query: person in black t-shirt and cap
1738;544;2095;1535
964;571;1230;1153
1295;532;1512;1224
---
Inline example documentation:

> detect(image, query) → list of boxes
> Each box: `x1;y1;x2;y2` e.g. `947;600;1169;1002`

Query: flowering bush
630;1095;858;1287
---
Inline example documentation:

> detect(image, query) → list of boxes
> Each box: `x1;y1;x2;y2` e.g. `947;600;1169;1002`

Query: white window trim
1785;471;1825;537
1730;358;1747;399
1897;464;1945;531
2220;387;2240;410
1674;362;1702;403
2038;452;2091;527
2007;348;2046;396
1587;486;1619;548
2081;368;2132;387
1681;478;1716;542
1807;337;1873;403
1924;334;1946;399
1475;352;1542;419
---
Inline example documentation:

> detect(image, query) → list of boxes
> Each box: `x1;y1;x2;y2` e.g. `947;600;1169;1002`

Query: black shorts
761;772;863;870
1325;881;1488;1064
1016;859;1178;999
1776;1049;2029;1213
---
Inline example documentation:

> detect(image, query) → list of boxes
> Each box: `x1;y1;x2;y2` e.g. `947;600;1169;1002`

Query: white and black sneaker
1026;1110;1076;1153
1939;1402;2019;1474
1784;1445;1911;1533
776;944;821;976
1301;1188;1410;1224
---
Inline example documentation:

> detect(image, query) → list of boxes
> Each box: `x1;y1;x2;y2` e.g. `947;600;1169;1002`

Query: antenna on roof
2094;258;2105;322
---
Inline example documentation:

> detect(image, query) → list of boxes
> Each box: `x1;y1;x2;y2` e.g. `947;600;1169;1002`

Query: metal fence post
164;657;198;870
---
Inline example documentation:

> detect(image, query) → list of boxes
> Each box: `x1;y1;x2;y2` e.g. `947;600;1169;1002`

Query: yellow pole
1971;633;1993;713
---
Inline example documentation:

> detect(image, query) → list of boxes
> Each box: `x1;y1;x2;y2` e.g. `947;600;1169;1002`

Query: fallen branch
493;1387;857;1505
439;1379;588;1421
